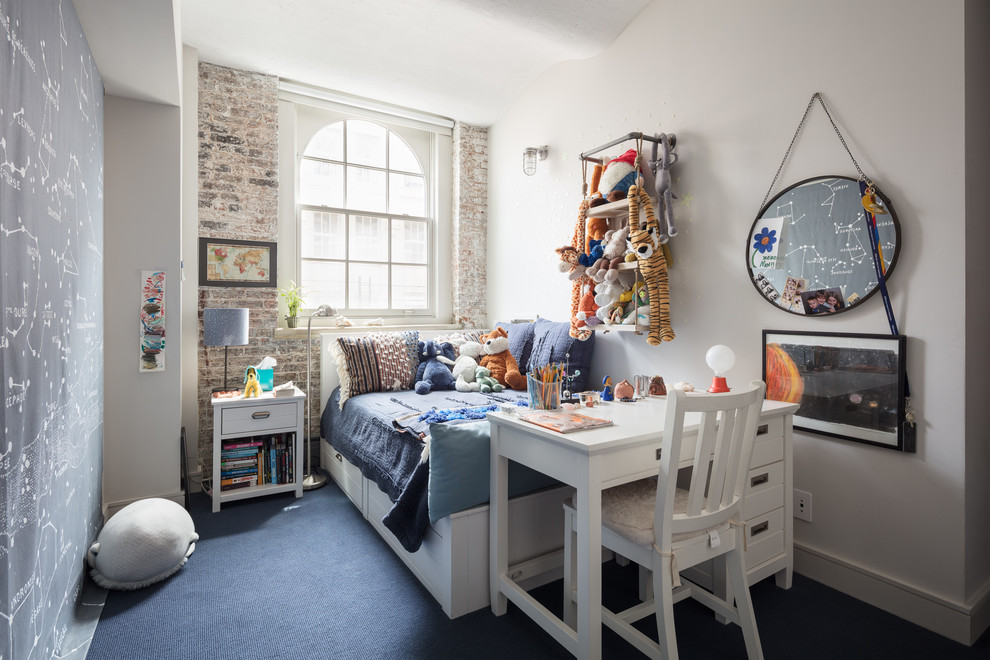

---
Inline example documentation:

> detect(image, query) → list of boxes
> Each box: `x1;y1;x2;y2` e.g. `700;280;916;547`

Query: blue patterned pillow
495;320;538;373
526;319;595;393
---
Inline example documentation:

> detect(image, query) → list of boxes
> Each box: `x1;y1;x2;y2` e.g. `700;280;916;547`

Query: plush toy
648;133;678;243
243;367;263;398
574;283;601;327
577;239;604;268
414;340;457;394
474;366;504;394
628;184;675;345
479;327;527;390
593;277;630;311
598;149;641;201
452;341;484;392
555;245;585;281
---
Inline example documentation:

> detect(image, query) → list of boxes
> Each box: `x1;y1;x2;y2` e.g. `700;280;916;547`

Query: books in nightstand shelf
219;434;296;491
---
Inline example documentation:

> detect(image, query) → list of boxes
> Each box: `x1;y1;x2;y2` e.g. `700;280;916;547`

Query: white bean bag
87;498;198;590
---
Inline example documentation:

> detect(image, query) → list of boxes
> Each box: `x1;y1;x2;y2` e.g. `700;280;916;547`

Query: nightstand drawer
221;401;299;435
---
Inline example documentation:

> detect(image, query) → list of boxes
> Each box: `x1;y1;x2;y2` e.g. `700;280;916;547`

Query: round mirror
746;175;900;315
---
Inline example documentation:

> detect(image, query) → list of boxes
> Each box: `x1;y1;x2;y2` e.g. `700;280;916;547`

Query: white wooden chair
563;381;767;659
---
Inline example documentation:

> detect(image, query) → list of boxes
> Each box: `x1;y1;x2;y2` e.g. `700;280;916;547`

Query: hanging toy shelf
559;132;679;344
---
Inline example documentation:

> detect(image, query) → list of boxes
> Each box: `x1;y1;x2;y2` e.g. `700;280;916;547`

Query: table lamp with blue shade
203;308;250;393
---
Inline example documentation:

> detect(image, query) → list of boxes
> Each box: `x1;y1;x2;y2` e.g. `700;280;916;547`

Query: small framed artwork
763;330;913;451
199;237;277;287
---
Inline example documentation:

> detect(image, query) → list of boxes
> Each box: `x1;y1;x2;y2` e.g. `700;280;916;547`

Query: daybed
318;320;594;618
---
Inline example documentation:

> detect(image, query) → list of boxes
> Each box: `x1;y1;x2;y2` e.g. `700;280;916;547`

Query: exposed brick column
196;62;320;478
451;122;488;328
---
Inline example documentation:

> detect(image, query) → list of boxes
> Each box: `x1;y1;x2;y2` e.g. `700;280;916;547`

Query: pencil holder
527;374;561;410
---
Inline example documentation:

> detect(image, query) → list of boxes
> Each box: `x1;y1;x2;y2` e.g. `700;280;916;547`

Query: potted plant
279;281;304;328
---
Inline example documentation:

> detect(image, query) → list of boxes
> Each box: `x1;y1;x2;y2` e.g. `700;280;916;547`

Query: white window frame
277;83;453;327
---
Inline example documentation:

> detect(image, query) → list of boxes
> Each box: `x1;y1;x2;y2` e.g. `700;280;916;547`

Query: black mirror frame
746;175;901;316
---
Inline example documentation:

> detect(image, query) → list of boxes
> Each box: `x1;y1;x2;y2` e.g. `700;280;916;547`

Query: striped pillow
330;331;420;408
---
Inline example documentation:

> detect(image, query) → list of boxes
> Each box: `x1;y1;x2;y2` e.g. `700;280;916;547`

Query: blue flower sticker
753;227;777;254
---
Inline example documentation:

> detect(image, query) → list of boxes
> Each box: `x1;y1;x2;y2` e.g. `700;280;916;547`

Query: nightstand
211;387;305;512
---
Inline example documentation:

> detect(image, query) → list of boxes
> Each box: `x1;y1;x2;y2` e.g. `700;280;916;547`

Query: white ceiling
179;0;651;126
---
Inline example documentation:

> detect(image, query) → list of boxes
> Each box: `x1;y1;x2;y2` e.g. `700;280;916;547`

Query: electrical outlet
794;489;813;522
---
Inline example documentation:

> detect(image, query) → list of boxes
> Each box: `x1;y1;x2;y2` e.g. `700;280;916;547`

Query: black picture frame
763;330;913;452
199;237;277;288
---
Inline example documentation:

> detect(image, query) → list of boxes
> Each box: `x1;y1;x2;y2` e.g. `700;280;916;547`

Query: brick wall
197;63;321;478
452;122;488;328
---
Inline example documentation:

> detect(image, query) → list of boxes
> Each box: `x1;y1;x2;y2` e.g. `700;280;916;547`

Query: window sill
273;323;462;341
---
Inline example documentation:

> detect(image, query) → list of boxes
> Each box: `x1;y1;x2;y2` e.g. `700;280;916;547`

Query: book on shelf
222;439;263;450
518;410;614;434
221;475;258;491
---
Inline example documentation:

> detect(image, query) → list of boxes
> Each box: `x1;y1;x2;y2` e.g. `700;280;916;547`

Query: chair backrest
654;380;766;547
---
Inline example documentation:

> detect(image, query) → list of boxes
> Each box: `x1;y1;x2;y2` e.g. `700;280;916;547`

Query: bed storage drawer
324;442;364;511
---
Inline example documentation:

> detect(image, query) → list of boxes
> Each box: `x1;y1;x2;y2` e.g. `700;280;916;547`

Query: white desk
488;396;798;660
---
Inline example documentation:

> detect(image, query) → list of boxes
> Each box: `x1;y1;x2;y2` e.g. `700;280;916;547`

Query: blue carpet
87;482;989;659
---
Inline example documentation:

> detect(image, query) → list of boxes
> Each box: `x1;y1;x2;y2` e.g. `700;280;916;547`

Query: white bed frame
319;332;570;619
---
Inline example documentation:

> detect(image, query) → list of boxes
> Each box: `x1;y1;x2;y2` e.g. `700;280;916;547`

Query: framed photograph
199;237;277;287
763;330;913;451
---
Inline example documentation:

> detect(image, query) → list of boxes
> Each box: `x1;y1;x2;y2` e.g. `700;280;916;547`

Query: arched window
298;119;431;314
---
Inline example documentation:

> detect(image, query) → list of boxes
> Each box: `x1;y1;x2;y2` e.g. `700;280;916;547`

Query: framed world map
199;237;277;287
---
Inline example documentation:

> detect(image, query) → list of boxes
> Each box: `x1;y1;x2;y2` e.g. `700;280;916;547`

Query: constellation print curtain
1;0;105;657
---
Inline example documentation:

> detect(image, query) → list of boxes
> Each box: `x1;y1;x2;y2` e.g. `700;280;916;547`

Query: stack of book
220;434;295;491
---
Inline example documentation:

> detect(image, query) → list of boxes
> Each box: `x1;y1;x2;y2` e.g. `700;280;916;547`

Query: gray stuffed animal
648;133;678;243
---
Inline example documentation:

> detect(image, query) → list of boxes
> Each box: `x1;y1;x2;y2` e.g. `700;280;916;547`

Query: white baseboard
103;491;187;519
795;542;990;646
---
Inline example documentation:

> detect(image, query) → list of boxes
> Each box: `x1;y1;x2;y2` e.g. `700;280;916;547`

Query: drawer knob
756;424;769;435
750;472;769;487
251;411;271;419
335;453;342;462
750;520;770;537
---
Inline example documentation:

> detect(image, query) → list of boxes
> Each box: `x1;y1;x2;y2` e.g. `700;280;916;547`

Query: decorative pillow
526;319;595;392
428;421;559;524
495;320;538;373
87;498;198;590
330;331;420;408
432;329;486;358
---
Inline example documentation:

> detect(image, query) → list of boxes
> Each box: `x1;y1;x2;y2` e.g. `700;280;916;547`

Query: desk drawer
742;462;783;520
744;507;784;569
221;401;298;435
750;417;784;468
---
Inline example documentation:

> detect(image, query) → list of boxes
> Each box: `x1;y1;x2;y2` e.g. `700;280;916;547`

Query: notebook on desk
518;410;613;433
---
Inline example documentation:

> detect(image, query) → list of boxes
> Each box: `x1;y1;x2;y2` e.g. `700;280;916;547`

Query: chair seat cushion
87;498;198;590
600;478;704;546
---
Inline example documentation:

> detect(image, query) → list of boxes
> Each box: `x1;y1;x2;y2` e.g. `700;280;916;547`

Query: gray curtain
1;0;105;657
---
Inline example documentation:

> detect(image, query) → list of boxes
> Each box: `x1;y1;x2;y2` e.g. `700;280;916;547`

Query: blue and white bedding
319;319;595;552
320;386;555;552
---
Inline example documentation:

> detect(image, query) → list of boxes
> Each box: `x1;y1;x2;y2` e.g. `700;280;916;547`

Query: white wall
488;0;986;642
181;45;201;482
103;95;183;508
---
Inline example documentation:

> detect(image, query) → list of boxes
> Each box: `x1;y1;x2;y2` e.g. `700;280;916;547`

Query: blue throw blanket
321;387;528;551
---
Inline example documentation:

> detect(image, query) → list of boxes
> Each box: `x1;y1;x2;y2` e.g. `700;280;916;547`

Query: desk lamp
706;344;735;393
203;308;250;393
304;304;337;490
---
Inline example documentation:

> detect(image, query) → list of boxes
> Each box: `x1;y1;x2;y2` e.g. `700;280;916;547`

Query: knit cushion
87;498;198;590
599;478;701;546
330;331;420;407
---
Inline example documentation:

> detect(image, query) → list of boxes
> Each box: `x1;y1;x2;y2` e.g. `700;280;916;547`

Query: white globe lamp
706;344;736;393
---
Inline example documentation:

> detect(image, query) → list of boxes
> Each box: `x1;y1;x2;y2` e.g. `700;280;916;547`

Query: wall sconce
523;145;549;176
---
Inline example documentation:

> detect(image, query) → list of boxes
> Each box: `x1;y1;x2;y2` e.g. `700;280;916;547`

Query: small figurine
615;379;635;401
649;375;667;396
601;376;614;402
243;366;263;398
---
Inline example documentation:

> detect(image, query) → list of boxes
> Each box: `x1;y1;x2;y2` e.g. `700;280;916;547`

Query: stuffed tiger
627;185;674;345
568;199;593;341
